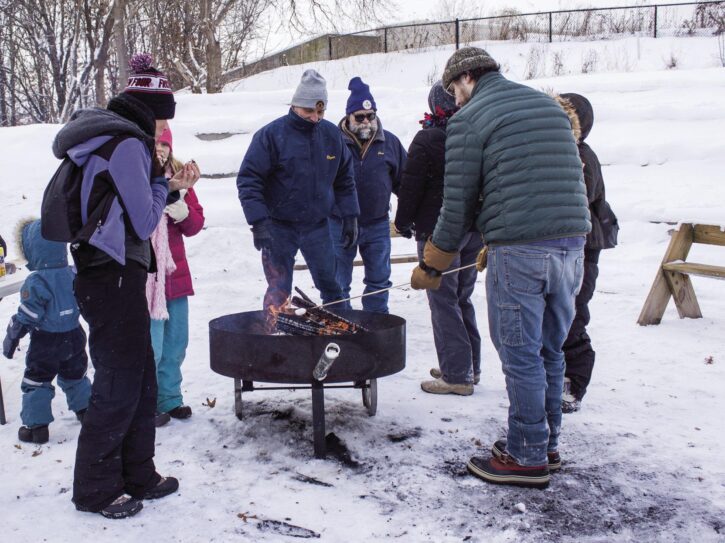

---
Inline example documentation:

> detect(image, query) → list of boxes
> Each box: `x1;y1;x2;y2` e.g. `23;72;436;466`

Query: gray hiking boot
429;367;480;385
420;378;473;396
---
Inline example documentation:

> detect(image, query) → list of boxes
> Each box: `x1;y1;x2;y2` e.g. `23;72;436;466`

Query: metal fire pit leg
311;381;326;459
234;378;243;420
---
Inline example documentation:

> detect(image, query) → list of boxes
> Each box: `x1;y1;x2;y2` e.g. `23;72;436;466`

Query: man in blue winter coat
330;77;406;313
237;69;360;310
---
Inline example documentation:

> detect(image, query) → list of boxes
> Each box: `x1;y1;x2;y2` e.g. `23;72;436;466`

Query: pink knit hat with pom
124;53;176;120
157;128;173;151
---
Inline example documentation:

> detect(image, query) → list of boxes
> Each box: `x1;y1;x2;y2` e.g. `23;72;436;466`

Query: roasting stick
313;262;479;310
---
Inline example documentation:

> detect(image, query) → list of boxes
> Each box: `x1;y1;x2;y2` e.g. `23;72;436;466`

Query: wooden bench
294;254;418;271
638;223;725;325
294;222;415;271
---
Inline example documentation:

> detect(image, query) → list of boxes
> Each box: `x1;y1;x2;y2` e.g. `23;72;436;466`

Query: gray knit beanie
291;69;328;109
442;47;499;90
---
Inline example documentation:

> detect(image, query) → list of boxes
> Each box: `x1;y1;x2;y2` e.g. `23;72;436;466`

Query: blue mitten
3;316;29;359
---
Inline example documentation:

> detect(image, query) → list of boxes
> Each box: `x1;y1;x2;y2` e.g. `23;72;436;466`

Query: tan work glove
476;246;488;272
410;240;458;290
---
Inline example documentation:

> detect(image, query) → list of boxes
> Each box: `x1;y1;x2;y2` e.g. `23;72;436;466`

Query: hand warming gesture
169;160;201;192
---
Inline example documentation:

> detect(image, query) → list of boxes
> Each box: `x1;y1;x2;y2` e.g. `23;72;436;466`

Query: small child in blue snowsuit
2;218;91;444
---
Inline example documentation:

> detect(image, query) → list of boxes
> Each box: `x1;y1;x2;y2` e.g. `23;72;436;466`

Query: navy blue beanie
346;77;377;115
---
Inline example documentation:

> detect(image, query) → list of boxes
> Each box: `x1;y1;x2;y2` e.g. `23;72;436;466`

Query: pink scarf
146;215;176;320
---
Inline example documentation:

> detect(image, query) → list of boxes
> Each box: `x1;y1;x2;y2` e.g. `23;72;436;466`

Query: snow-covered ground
1;35;724;542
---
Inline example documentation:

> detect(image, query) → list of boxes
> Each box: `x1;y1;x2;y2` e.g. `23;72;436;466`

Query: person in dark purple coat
52;54;198;519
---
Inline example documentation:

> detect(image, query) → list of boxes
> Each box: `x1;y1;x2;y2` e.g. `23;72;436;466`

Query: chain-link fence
229;1;724;80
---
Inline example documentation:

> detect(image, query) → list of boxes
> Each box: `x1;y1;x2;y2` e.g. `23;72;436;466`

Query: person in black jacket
395;81;484;396
555;93;619;413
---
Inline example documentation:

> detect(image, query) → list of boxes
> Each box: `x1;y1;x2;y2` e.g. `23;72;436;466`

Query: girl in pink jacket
148;129;205;426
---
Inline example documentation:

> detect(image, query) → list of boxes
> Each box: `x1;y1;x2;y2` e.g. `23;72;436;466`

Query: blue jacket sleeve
333;137;360;218
237;130;274;225
15;275;50;327
107;137;168;240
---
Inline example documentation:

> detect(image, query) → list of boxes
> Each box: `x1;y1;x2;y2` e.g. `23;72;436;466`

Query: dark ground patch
220;397;724;541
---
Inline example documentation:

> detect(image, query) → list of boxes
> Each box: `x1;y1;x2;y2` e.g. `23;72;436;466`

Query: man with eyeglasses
237;69;359;310
330;77;406;313
410;47;590;489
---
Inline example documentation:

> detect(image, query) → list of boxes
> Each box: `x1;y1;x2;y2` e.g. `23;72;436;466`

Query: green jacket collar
471;71;504;99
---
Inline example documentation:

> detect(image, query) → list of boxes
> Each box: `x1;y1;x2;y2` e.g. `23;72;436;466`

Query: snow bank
0;33;724;542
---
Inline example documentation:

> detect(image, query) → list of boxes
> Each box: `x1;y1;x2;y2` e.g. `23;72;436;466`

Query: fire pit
209;308;406;458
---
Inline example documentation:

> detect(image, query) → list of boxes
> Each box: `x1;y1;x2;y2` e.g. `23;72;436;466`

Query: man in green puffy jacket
411;47;591;489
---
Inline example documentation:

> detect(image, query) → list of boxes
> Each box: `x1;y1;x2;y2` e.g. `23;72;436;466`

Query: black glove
251;219;273;251
341;216;358;250
395;223;414;239
3;316;30;359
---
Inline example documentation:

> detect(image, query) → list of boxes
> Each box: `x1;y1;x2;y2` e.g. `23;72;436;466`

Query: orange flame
266;298;292;332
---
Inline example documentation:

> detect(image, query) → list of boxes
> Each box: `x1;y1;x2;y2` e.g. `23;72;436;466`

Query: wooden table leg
638;224;695;325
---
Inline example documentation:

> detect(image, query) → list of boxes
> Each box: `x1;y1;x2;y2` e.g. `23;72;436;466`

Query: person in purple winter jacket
50;54;198;519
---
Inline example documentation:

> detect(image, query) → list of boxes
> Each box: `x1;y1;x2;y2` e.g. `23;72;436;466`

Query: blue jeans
150;296;189;413
262;219;343;309
330;217;392;313
21;326;90;428
418;232;483;384
486;244;584;466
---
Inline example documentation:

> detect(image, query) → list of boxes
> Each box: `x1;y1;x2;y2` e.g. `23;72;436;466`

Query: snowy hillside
1;35;724;542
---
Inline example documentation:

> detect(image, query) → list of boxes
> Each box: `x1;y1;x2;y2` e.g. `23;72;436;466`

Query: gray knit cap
291;69;328;109
442;47;499;90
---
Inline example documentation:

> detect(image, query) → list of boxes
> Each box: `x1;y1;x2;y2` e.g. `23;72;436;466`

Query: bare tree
113;0;129;86
275;0;392;34
0;0;396;123
3;0;83;122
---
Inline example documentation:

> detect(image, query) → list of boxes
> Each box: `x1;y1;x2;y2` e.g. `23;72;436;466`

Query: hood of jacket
16;218;68;271
558;93;593;142
52;107;152;163
554;94;583;144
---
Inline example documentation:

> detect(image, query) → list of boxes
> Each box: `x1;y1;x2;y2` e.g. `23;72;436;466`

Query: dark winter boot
167;405;192;419
142;476;179;500
99;495;143;519
492;439;561;471
467;454;550;489
18;425;49;444
562;377;582;413
76;409;87;423
155;411;171;427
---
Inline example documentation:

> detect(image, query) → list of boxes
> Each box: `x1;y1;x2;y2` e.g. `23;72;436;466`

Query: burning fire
266;298;293;332
264;288;367;336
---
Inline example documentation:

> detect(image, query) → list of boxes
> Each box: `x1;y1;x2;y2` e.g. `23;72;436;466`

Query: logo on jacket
326;155;336;160
377;151;385;156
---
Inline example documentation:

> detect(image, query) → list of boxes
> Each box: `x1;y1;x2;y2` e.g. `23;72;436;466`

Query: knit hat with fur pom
124;53;176;120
